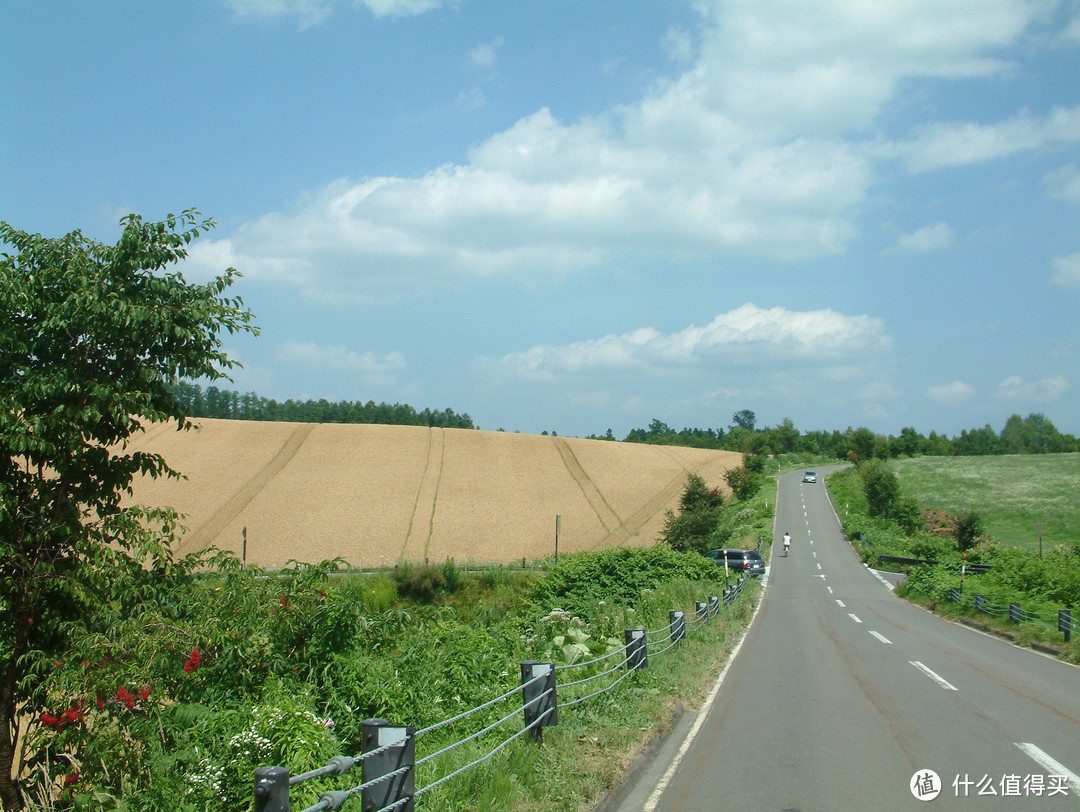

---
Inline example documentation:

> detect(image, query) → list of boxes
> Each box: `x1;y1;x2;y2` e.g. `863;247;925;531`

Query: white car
802;470;817;483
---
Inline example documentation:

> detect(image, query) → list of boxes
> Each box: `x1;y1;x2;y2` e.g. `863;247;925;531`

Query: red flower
96;692;106;711
63;771;80;786
183;648;202;673
138;685;152;701
116;686;137;709
40;712;59;728
61;705;85;725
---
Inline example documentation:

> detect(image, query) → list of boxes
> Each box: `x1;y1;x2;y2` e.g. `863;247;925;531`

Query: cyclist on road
783;532;791;556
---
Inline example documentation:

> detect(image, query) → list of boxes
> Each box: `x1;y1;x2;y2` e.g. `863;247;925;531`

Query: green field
891;453;1080;552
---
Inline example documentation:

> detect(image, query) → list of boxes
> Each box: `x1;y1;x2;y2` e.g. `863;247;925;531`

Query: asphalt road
613;467;1080;811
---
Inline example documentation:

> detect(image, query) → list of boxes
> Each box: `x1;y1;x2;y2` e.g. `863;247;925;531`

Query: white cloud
204;1;1062;301
223;0;444;26
661;25;694;64
1044;163;1080;202
486;304;891;381
896;222;955;252
897;105;1080;172
468;37;503;71
994;375;1069;401
926;380;976;405
1051;252;1080;288
276;341;406;387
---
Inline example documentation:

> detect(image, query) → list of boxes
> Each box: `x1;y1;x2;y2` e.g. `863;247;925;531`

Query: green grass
890;453;1080;552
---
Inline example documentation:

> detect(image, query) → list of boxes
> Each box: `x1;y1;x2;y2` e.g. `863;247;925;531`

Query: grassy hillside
891;453;1080;551
122;419;743;567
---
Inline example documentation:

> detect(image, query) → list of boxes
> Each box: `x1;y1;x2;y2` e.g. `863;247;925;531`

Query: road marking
812;550;817;558
826;586;833;594
1015;743;1080;795
869;631;892;644
640;567;768;812
848;613;862;623
910;661;957;690
836;599;846;607
868;568;896;592
816;562;822;570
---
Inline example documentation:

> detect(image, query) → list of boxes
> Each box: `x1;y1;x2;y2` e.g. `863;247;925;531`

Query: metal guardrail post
1060;609;1072;643
669;610;685;643
624;629;647;670
361;718;415;812
253;766;291;812
1009;603;1021;624
695;601;708;622
709;595;720;617
520;661;558;743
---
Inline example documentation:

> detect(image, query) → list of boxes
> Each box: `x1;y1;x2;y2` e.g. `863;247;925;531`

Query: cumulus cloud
896;222;955;252
202;0;1061;301
276;341;406;387
926;380;976;405
1051;252;1080;288
486;304;891;381
994;375;1069;401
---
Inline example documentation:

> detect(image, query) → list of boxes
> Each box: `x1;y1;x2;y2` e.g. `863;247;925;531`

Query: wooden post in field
242;526;247;567
555;514;561;564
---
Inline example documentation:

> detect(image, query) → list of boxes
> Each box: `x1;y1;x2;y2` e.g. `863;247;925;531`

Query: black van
702;548;766;577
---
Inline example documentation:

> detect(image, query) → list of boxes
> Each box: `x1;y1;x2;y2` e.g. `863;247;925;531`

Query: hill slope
123;419;743;567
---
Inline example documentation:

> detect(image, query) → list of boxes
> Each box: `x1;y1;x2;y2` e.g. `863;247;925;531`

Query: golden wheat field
121;419;743;568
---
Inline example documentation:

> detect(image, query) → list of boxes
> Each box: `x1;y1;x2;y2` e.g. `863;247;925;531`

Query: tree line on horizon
170;382;476;429
601;410;1079;459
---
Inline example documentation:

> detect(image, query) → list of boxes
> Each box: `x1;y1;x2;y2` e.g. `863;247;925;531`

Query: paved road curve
615;467;1080;810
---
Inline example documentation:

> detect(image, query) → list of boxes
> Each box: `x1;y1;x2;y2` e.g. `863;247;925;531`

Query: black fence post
1009;602;1021;624
709;595;720;617
361;718;415;812
520;661;557;743
1059;609;1072;643
669;610;686;643
695;601;708;622
253;766;290;812
624;629;647;670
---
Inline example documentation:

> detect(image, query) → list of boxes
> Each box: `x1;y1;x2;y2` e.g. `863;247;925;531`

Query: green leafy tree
731;409;756;431
858;460;902;520
955;510;984;552
0;211;256;809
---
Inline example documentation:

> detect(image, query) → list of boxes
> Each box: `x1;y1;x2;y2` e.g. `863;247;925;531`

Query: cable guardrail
253;572;753;812
948;587;1075;642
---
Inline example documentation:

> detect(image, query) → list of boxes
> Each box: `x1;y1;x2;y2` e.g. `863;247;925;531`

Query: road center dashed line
869;631;892;644
1015;743;1080;795
836;599;846;608
910;660;957;690
848;613;862;624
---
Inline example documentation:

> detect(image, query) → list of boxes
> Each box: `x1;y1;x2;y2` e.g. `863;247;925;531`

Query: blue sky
4;0;1079;439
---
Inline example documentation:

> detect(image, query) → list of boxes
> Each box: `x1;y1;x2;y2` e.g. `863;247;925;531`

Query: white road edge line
640;567;768;811
848;613;862;624
869;631;892;644
1015;743;1080;796
910;660;957;690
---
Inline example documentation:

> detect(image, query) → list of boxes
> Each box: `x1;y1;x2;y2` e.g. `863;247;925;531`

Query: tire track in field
597;448;733;549
400;427;445;562
177;423;315;555
554;437;623;536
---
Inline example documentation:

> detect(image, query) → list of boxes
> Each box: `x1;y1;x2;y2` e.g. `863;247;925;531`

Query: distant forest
173;385;1076;460
171;383;475;429
601;410;1079;460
